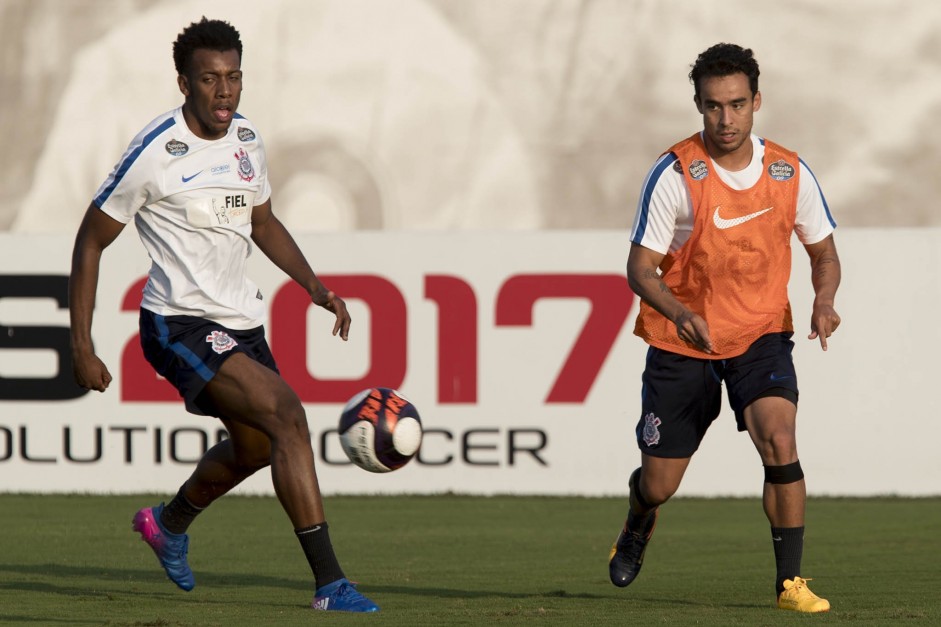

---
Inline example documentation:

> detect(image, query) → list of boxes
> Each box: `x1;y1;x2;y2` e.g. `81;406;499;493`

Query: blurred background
2;0;940;498
3;0;939;235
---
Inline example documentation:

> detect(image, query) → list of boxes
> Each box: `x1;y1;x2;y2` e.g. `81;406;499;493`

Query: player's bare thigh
743;396;798;465
200;352;306;437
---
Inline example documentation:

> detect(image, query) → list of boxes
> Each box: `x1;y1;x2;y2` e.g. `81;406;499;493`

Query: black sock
296;522;346;590
772;526;804;595
626;468;657;533
160;486;204;534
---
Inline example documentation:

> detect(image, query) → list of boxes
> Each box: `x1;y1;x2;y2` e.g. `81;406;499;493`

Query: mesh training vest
634;133;800;359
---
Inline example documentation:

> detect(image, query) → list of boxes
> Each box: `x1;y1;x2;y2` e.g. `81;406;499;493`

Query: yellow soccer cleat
777;577;830;613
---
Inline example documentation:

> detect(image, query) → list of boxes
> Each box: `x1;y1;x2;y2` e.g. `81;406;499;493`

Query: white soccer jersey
95;107;272;329
630;134;836;255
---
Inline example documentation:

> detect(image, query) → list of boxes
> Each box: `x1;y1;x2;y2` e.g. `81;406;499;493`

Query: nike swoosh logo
713;206;773;230
770;373;793;382
772;536;783;542
181;170;203;183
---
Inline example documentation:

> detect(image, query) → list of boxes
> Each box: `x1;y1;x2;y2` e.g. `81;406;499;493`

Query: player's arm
627;243;713;354
803;234;841;351
69;203;126;391
250;199;350;340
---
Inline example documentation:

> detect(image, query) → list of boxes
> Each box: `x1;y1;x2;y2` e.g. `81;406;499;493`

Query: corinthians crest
642;412;662;447
206;330;238;354
234;147;255;182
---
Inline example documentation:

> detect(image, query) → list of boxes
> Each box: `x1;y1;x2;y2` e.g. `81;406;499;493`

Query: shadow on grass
0;562;615;602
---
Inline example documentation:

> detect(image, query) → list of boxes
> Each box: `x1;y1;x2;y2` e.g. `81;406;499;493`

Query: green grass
0;495;938;626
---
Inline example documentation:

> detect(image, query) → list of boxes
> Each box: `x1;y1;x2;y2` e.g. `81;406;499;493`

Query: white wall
0;229;937;496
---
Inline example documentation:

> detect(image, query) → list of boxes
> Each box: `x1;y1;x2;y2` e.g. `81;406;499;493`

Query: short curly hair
689;43;760;98
172;17;243;76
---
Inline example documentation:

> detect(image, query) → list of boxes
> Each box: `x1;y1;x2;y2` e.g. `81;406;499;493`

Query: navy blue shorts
139;308;279;416
636;332;799;458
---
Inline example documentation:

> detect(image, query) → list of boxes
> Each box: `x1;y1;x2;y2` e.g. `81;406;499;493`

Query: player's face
178;48;242;140
694;73;761;167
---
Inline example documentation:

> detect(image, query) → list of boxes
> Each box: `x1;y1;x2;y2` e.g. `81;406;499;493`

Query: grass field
0;494;938;626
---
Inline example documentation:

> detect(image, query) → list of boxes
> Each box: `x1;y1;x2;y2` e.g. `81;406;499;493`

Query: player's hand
808;302;840;351
73;352;113;392
312;288;351;341
675;310;713;354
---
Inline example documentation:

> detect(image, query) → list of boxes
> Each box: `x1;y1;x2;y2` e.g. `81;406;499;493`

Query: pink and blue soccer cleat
312;578;380;612
132;503;195;591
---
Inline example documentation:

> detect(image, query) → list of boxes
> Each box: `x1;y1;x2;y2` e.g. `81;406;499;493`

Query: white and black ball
338;387;423;473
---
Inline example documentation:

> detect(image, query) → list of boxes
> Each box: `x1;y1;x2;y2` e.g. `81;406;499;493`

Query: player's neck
704;135;754;172
181;104;228;141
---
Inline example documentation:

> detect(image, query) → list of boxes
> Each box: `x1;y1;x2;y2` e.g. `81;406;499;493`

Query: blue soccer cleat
132;503;195;591
312;578;380;612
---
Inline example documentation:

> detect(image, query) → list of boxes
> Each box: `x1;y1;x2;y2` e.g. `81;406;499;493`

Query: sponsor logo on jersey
672;160;683;173
210;194;250;225
234;147;255;182
688;159;709;180
165;140;189;156
210;164;231;176
206;330;238;354
642;412;662;447
768;159;795;181
237;127;256;142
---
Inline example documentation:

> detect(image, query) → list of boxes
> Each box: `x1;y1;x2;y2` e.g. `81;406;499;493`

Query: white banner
1;229;939;496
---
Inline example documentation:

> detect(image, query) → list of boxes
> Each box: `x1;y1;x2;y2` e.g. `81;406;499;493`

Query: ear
177;74;190;97
694;94;703;114
753;90;762;112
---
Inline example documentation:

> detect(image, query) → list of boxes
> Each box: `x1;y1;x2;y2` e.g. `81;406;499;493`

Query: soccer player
608;43;841;613
68;17;378;613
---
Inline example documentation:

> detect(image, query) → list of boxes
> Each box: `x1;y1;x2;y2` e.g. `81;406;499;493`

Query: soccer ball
338;387;423;473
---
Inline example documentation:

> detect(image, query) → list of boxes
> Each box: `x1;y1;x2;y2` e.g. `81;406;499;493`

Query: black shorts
636;332;799;458
139;308;279;416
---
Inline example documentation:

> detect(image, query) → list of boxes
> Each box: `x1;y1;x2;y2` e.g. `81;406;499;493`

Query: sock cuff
176;486;205;512
295;521;328;536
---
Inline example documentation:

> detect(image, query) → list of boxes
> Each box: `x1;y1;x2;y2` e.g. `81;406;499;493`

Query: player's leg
131;387;272;593
743;395;803;527
730;333;829;612
160;419;271;533
610;348;721;588
609;454;689;587
200;353;323;524
637;453;691;509
133;310;239;591
743;396;827;612
201;353;378;612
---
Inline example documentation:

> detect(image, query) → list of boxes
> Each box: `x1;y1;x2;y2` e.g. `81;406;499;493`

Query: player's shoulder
640;151;684;195
649;150;682;177
123;108;188;163
757;135;799;159
230;112;265;144
131;109;182;143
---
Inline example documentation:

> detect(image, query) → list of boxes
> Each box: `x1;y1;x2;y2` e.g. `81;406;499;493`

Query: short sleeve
794;159;836;245
630;153;690;255
93;117;171;222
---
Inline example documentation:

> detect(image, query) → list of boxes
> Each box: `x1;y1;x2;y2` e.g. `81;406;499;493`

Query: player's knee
227;431;272;471
754;430;797;464
270;400;310;441
236;443;272;472
764;460;804;484
641;478;680;506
